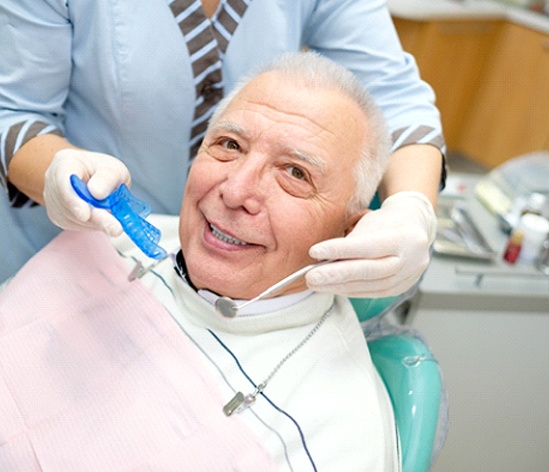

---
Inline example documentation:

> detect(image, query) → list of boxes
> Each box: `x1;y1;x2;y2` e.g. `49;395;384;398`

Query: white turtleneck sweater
118;215;400;471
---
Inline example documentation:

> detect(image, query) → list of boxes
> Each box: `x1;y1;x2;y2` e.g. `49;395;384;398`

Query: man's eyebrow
209;120;249;138
287;148;326;174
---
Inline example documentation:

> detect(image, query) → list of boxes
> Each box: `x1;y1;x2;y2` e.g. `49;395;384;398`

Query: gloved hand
306;191;437;298
43;149;131;236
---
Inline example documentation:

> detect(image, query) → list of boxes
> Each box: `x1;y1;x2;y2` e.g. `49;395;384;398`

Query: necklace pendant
223;391;256;416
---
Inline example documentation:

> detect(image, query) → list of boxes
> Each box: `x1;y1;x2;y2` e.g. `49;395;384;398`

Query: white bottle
520;192;546;218
516;213;549;262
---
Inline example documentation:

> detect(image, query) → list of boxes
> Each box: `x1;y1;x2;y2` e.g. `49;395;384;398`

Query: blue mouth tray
70;175;167;260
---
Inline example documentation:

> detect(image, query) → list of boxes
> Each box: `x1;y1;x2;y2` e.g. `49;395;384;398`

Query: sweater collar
174;249;315;317
169;251;335;333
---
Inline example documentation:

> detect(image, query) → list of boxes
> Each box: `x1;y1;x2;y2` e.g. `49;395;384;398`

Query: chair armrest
368;335;442;472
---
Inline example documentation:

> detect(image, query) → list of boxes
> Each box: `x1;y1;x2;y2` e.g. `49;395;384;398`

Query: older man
0;53;399;470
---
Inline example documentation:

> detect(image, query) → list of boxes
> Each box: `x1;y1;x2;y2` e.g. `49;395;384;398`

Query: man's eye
221;139;240;151
278;164;315;198
287;166;306;180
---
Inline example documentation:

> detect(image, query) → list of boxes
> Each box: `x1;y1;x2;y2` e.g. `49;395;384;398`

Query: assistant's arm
0;1;129;233
378;144;443;206
0;0;72;205
7;134;75;205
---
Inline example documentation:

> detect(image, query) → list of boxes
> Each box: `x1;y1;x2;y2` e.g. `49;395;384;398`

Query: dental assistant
0;0;445;293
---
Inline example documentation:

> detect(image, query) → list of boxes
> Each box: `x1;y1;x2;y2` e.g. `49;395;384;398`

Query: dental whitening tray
215;260;331;318
70;175;167;260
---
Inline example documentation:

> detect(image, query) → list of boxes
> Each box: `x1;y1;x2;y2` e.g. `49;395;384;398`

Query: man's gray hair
209;51;391;213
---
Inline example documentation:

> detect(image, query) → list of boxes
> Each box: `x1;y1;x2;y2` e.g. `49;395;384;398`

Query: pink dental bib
0;231;277;471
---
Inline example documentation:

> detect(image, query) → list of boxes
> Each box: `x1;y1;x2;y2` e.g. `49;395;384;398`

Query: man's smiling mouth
210;224;249;246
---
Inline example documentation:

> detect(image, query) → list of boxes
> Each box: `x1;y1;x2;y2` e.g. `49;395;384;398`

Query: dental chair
351;297;446;472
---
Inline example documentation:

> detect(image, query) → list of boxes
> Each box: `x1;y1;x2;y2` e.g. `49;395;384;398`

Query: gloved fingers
46;195;123;235
309;273;429;298
44;184;92;227
306;257;402;287
309;232;401;261
305;273;419;298
88;209;124;237
45;157;88;214
306;249;430;296
86;160;132;200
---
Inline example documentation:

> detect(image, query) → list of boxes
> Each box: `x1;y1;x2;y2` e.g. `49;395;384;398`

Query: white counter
389;0;549;34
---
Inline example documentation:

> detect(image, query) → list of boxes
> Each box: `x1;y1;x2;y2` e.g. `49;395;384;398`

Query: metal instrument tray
434;201;498;260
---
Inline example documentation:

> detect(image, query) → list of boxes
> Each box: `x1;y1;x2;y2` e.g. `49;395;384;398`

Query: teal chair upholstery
350;297;444;472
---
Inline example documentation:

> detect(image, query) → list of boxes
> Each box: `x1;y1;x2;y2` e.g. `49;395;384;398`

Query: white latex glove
43;149;131;236
306;191;437;298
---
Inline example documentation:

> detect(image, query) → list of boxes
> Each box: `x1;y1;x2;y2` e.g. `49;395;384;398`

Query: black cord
207;328;317;472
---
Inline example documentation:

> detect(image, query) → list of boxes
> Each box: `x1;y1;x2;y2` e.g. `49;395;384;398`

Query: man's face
179;71;368;299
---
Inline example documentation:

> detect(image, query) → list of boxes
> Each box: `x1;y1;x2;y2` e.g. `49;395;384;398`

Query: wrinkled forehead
226;71;338;120
214;71;367;163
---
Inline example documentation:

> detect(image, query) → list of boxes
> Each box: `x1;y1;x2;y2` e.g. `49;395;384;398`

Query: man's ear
344;209;369;236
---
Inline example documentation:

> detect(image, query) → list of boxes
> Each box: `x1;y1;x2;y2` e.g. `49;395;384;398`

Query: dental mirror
215;260;331;318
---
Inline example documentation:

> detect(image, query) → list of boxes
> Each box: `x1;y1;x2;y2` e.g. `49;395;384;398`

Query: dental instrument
70;175;168;260
215;260;331;318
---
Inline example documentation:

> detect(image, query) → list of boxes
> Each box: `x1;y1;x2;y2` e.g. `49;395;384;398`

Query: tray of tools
434;200;498;260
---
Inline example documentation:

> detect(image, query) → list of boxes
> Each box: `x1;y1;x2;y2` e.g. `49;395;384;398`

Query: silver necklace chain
223;302;335;416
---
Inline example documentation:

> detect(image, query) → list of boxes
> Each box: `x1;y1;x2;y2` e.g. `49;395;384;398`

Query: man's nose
219;158;265;214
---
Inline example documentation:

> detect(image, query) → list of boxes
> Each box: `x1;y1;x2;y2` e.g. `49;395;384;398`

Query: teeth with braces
210;224;249;246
